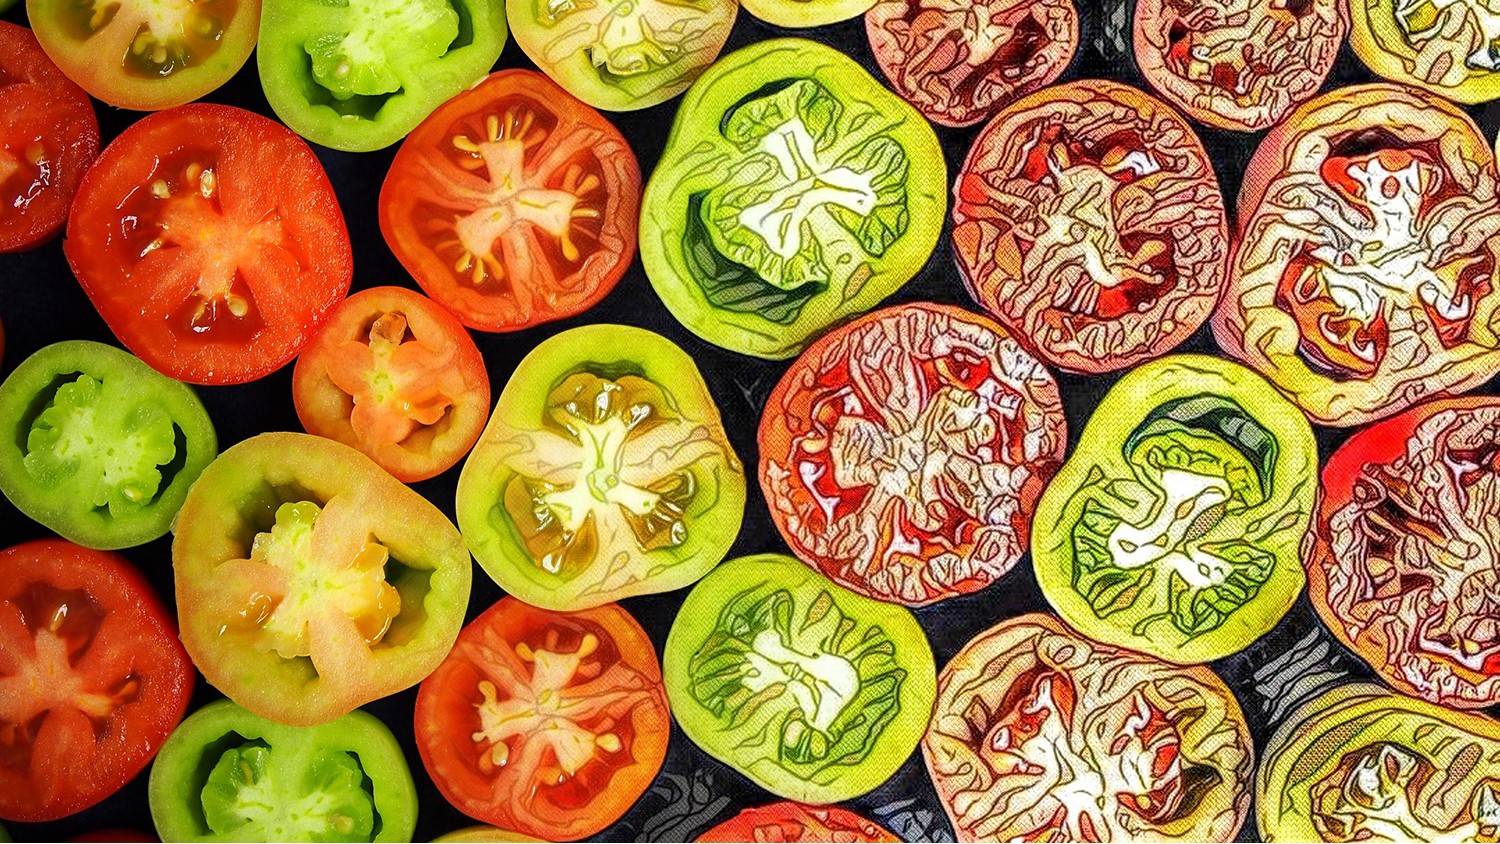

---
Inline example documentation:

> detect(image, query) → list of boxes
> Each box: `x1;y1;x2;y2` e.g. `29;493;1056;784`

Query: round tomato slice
65;104;353;385
26;0;260;110
414;597;670;841
293;286;490;483
0;22;99;254
380;69;641;332
953;79;1228;374
743;0;874;27
696;804;901;842
760;302;1067;606
0;539;194;822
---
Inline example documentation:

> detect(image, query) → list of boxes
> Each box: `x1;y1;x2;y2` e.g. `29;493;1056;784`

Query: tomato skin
0;21;99;253
26;0;260;110
292;286;490;483
380;70;641;332
696;804;901;842
414;597;670;841
65;104;353;386
0;539;194;822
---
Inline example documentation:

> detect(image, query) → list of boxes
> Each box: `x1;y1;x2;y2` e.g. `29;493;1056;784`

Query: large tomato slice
696;804;901;842
0;540;194;822
380;69;641;332
0;22;98;253
414;597;669;841
292;286;490;483
64;104;353;385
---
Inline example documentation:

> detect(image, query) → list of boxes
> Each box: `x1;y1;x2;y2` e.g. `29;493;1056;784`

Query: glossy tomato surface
696;804;901;842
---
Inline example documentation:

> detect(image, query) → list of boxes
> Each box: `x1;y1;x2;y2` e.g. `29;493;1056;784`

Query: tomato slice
293;286;490;483
65;104;353;385
414;597;670;841
0;22;99;253
0;540;194;822
696;804;902;842
26;0;260;110
380;69;641;332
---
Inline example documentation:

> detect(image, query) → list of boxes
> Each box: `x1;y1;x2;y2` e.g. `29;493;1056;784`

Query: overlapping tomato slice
696;803;901;842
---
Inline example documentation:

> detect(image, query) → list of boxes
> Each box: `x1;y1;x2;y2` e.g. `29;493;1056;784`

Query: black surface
4;1;1500;841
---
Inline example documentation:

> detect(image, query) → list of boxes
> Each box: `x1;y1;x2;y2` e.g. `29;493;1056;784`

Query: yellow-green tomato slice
744;0;875;27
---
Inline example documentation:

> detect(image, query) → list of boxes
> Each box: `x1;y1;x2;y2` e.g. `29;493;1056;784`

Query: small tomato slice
414;597;670;841
293;286;489;483
696;804;901;842
25;0;260;110
0;540;194;822
65;104;353;385
381;70;641;332
1351;0;1500;103
0;22;98;254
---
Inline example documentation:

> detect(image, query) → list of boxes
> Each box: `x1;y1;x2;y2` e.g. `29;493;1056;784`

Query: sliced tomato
64;104;353;385
414;597;670;841
697;804;902;842
0;540;194;822
0;22;99;253
26;0;260;110
293;286;490;483
380;69;641;332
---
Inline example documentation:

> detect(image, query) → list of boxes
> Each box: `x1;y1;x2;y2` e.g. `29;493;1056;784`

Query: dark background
4;1;1500;841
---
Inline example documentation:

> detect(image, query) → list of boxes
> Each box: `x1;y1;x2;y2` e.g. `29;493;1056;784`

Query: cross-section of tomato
380;69;641;332
414;597;670;841
953;80;1229;373
760;303;1067;606
0;539;194;822
26;0;260;110
293;286;489;483
696;804;901;842
64;104;353;386
0;22;98;254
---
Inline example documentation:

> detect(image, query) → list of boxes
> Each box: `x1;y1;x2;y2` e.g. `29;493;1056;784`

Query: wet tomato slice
293;286;490;483
64;104;353;385
953;80;1229;374
414;598;670;841
865;0;1079;128
696;804;902;842
0;22;99;253
759;302;1067;606
380;69;641;332
0;540;194;822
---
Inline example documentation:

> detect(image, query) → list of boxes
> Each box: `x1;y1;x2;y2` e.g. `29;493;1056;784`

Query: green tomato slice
741;0;876;28
202;745;374;842
508;0;737;111
664;554;935;803
641;38;946;359
457;324;745;610
258;0;509;151
1033;355;1316;664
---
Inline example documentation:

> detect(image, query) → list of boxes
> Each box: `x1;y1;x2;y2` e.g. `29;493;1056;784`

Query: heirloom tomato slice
1133;0;1347;131
65;105;353;386
760;303;1067;606
924;614;1253;842
664;554;936;804
415;597;670;841
0;540;194;822
0;22;98;254
174;432;472;726
865;0;1079;128
953;79;1229;373
696;804;901;842
293;286;489;483
1032;355;1317;663
1311;397;1500;709
1351;0;1500;103
381;70;641;332
26;0;259;110
456;324;744;610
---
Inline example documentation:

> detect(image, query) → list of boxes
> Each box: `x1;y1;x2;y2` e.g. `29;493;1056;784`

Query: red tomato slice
0;540;194;822
414;597;669;841
380;69;641;332
293;286;490;483
696;804;902;842
0;21;99;254
64;104;353;385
